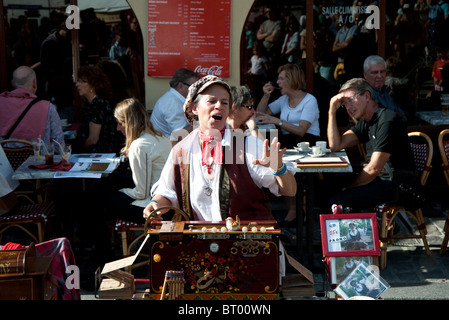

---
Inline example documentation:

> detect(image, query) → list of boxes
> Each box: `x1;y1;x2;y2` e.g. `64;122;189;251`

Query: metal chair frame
438;129;449;253
378;131;433;269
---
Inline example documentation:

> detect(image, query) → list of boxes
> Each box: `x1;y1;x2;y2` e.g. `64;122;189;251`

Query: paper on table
54;172;102;179
71;153;117;161
283;154;305;162
297;157;347;163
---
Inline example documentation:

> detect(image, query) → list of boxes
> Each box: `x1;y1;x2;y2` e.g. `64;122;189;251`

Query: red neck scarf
198;128;225;174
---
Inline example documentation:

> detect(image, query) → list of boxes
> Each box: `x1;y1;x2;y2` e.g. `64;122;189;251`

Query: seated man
144;75;297;221
363;55;407;123
0;66;65;147
327;78;417;211
150;68;200;142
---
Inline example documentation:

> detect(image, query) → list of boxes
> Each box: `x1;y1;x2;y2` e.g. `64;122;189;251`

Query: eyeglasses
242;104;255;110
182;82;193;87
342;92;361;108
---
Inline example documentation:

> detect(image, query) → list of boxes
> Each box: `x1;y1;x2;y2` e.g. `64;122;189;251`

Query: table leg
295;173;315;267
295;174;305;258
305;173;314;266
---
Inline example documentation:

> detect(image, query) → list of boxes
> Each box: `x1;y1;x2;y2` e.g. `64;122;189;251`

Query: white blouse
119;132;172;207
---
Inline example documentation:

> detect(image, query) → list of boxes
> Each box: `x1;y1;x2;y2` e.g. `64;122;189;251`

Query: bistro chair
438;129;449;253
0;139;34;171
377;131;433;269
0;193;54;244
114;207;189;273
0;139;48;203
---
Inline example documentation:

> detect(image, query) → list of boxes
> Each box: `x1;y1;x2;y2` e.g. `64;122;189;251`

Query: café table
12;153;121;200
283;149;353;267
416;111;449;126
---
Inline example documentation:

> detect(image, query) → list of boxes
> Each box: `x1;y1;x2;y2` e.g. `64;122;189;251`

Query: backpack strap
5;97;41;139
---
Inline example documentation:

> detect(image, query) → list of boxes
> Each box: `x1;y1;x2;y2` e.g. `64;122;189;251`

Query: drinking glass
61;144;72;167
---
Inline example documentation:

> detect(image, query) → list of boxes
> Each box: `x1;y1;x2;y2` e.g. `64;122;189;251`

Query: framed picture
328;256;374;284
320;213;380;257
334;261;390;300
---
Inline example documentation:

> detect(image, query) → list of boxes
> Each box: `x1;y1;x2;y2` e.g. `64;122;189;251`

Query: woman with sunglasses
256;63;320;149
226;85;262;139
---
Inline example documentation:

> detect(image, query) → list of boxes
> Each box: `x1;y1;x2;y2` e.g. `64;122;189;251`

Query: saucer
295;147;311;153
308;152;326;157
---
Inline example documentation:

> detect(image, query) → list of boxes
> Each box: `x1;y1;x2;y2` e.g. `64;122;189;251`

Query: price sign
147;0;231;77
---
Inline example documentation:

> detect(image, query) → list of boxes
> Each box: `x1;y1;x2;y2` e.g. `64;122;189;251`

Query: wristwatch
278;121;283;127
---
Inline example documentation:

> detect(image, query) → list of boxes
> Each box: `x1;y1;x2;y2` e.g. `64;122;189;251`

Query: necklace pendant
204;186;212;196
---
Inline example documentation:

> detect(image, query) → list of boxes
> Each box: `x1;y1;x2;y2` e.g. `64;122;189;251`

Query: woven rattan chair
0;139;34;171
377;131;433;269
0;194;54;243
0;139;49;203
438;129;449;253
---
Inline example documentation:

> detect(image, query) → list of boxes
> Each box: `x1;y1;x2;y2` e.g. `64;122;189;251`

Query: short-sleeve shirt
150;88;189;139
351;107;415;177
269;93;320;137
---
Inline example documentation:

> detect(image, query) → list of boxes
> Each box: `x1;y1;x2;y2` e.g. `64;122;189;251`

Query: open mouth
212;114;223;121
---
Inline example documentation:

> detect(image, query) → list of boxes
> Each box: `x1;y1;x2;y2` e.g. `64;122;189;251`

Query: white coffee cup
312;146;321;156
316;141;327;153
298;142;310;152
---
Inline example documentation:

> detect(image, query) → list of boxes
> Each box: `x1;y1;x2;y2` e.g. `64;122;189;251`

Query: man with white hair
363;55;407;123
0;66;64;146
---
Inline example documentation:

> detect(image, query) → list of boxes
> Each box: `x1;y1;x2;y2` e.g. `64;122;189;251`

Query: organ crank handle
144;206;189;235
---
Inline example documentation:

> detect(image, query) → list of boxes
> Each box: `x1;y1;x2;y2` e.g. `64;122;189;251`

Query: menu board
147;0;231;77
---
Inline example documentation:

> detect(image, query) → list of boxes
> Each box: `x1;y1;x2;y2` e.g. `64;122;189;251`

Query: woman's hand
255;111;277;125
143;196;171;220
253;136;286;172
262;82;275;96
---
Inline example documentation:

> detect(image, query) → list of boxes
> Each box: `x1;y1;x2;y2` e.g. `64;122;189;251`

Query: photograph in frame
320;213;380;257
328;256;374;284
334;261;390;300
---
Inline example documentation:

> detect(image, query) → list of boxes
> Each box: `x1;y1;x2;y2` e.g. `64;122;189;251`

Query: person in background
256;5;282;71
144;75;296;222
226;85;258;137
150;68;201;142
256;64;320;226
327;78;416;212
75;65;123;154
112;98;172;220
0;66;64;147
246;42;269;102
256;63;320;149
280;17;300;65
363;55;407;123
431;46;449;92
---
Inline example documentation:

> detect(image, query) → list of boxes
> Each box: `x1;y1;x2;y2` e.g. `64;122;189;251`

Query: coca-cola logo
194;65;223;76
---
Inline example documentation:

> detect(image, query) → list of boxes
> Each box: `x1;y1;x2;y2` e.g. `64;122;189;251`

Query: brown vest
173;138;272;221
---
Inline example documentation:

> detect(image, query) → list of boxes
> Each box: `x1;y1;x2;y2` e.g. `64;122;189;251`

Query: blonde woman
113;98;172;220
75;98;171;263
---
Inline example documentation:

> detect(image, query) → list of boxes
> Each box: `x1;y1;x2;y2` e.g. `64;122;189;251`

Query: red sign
147;0;231;78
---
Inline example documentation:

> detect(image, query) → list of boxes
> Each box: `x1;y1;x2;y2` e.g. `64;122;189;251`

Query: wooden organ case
147;220;281;300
